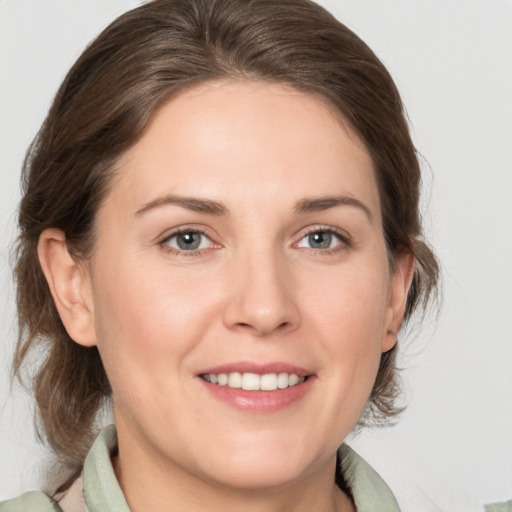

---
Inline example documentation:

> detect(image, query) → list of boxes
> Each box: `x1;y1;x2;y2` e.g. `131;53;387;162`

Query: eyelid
158;225;221;255
156;223;351;256
292;225;352;251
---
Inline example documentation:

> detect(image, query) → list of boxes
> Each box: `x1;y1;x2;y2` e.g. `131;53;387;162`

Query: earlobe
381;252;415;352
37;228;97;347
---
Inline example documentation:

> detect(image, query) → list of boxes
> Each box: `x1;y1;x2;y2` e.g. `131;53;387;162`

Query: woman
2;0;440;510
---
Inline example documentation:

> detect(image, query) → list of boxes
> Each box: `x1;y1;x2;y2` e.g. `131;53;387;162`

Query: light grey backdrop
1;1;511;511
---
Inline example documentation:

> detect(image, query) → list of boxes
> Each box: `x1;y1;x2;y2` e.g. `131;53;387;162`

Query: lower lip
199;377;315;412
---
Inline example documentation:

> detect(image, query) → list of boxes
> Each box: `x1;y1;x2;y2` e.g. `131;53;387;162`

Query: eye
296;229;348;251
161;230;214;252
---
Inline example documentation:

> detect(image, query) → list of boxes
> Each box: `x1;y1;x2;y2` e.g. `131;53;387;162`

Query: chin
201;459;307;491
192;437;326;491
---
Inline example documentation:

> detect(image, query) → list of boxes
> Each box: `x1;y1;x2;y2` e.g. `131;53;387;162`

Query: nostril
222;279;301;335
232;320;292;336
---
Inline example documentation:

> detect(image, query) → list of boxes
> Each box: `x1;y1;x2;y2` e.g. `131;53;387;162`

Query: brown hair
14;0;439;473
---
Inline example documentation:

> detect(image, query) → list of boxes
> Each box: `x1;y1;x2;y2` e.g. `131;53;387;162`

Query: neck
113;429;354;512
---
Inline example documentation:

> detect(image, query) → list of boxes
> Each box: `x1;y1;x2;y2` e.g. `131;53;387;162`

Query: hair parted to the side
14;0;439;473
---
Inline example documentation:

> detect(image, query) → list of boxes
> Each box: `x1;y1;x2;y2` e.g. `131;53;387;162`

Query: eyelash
159;228;218;257
294;226;352;254
158;225;352;257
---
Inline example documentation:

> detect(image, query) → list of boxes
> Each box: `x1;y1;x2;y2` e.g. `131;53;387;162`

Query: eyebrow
294;196;373;222
135;193;372;222
135;195;228;216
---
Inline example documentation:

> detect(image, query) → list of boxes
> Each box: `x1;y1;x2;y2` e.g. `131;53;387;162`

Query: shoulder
0;491;62;512
485;500;512;512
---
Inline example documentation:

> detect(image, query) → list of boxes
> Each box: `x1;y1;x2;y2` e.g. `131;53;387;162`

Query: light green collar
83;425;129;512
339;444;400;511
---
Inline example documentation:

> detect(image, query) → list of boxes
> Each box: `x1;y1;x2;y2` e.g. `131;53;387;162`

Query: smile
201;372;307;391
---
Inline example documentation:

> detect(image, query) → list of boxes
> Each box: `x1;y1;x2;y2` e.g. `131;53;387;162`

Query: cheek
304;259;390;395
307;258;390;344
90;259;221;398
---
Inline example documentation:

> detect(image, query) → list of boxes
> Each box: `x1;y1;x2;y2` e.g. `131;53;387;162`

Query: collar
339;444;400;511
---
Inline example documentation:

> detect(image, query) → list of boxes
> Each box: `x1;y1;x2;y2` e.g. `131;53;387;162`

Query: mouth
197;362;314;411
200;372;307;391
197;364;314;412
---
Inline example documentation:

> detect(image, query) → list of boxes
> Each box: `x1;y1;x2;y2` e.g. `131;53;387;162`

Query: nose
222;249;300;337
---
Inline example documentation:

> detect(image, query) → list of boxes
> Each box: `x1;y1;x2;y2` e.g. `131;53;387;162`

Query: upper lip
197;361;313;378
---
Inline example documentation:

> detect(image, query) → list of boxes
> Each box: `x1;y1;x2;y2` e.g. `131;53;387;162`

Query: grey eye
177;232;202;250
308;231;332;249
166;231;211;251
297;230;343;250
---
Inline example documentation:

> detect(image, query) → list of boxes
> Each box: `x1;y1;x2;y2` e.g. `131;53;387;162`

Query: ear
37;228;97;347
381;252;415;352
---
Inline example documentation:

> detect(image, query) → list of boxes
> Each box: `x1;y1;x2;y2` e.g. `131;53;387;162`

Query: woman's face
81;81;411;491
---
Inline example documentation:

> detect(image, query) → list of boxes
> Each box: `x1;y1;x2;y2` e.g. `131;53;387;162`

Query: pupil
177;232;201;250
309;231;331;249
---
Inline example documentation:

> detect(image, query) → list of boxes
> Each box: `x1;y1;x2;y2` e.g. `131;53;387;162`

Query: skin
38;80;414;512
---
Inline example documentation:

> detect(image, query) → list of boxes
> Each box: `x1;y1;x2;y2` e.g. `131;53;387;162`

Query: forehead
108;80;380;219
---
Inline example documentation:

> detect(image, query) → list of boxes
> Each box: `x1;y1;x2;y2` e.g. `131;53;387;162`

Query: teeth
289;373;300;386
202;372;305;391
242;372;260;390
228;372;242;389
277;372;289;389
261;373;277;391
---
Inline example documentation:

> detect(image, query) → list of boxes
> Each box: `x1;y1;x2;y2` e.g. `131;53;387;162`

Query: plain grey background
1;1;511;511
